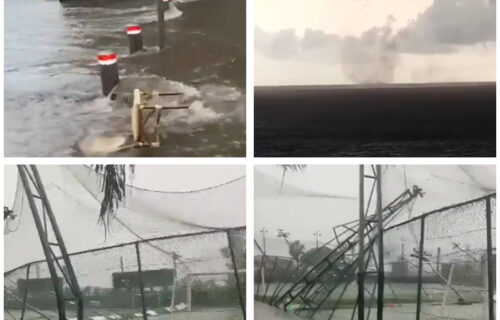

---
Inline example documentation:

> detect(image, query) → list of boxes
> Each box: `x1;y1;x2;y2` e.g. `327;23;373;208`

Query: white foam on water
77;135;128;156
187;100;220;123
168;79;201;98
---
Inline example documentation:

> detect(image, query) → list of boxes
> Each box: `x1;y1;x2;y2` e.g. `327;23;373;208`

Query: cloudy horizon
255;0;496;86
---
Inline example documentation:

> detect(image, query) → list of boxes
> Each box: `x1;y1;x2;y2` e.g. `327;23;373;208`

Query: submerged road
5;0;245;157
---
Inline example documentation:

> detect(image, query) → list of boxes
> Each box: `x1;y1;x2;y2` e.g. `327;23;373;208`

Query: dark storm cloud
341;16;399;83
397;0;496;54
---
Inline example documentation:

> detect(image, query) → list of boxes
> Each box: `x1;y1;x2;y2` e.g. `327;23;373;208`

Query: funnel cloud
255;0;496;85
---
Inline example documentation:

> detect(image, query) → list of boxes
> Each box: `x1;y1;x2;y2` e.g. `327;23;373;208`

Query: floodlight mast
17;165;84;320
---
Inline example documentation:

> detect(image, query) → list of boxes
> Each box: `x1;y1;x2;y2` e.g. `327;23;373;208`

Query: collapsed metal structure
17;165;84;320
255;165;496;320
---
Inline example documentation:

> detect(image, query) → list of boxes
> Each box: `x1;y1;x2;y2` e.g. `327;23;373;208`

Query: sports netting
5;166;246;320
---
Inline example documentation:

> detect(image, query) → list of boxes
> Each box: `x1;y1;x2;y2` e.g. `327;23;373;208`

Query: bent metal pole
126;25;143;54
98;51;119;97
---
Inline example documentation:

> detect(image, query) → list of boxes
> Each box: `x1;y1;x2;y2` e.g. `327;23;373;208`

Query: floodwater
5;0;246;157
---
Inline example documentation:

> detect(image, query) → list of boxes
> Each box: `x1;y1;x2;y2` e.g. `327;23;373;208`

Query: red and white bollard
97;51;119;97
126;25;143;54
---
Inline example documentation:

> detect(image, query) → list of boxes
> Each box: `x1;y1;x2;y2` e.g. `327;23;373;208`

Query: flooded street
5;0;246;157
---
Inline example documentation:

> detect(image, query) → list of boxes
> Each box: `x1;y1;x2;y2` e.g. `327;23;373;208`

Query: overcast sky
255;0;496;85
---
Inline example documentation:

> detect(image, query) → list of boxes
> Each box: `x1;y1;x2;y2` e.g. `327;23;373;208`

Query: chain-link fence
5;228;246;320
382;194;496;320
255;194;496;320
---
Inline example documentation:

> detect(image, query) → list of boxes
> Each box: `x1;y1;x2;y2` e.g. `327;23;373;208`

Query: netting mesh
5;229;246;320
5;165;245;270
382;195;496;320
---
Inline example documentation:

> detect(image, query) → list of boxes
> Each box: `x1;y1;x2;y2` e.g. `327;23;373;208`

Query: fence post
358;165;365;320
375;165;384;320
135;242;148;320
485;196;494;320
226;230;246;319
20;263;31;320
416;216;426;320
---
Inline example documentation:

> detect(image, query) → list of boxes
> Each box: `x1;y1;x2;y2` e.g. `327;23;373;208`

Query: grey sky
4;165;245;272
255;165;495;257
4;165;245;207
255;0;496;85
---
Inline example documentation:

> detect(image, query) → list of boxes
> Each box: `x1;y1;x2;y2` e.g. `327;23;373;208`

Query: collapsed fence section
5;228;246;320
255;194;496;320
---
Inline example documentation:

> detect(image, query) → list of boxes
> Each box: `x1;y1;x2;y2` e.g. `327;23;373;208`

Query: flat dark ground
255;82;496;157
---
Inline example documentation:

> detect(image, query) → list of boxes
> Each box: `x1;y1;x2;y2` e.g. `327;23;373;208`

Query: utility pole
313;231;322;249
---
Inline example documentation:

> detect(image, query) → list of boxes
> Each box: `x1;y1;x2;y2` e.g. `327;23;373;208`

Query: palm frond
278;165;307;193
92;165;134;234
277;165;307;172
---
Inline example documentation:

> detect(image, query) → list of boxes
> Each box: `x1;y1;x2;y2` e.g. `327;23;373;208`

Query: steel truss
262;165;424;320
17;165;84;320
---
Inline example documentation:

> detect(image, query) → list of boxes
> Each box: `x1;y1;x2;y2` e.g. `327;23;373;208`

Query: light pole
260;228;268;254
313;231;322;249
277;228;290;245
260;228;268;291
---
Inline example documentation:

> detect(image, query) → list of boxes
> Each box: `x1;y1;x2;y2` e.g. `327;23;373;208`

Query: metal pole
485;196;494;320
226;231;246;319
30;165;84;320
436;247;441;273
261;228;268;292
416;216;425;320
157;0;166;49
357;165;365;320
20;263;31;320
261;228;268;254
170;257;177;309
17;166;66;320
135;242;148;320
375;165;384;320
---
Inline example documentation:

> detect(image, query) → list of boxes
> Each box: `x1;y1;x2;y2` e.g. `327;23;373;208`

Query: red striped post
126;24;143;54
97;51;119;97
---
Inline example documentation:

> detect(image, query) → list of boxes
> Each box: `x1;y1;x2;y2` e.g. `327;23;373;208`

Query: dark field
255;82;496;157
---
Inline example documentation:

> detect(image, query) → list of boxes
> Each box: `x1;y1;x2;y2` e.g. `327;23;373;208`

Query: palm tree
289;240;305;263
277;165;306;193
92;165;134;233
